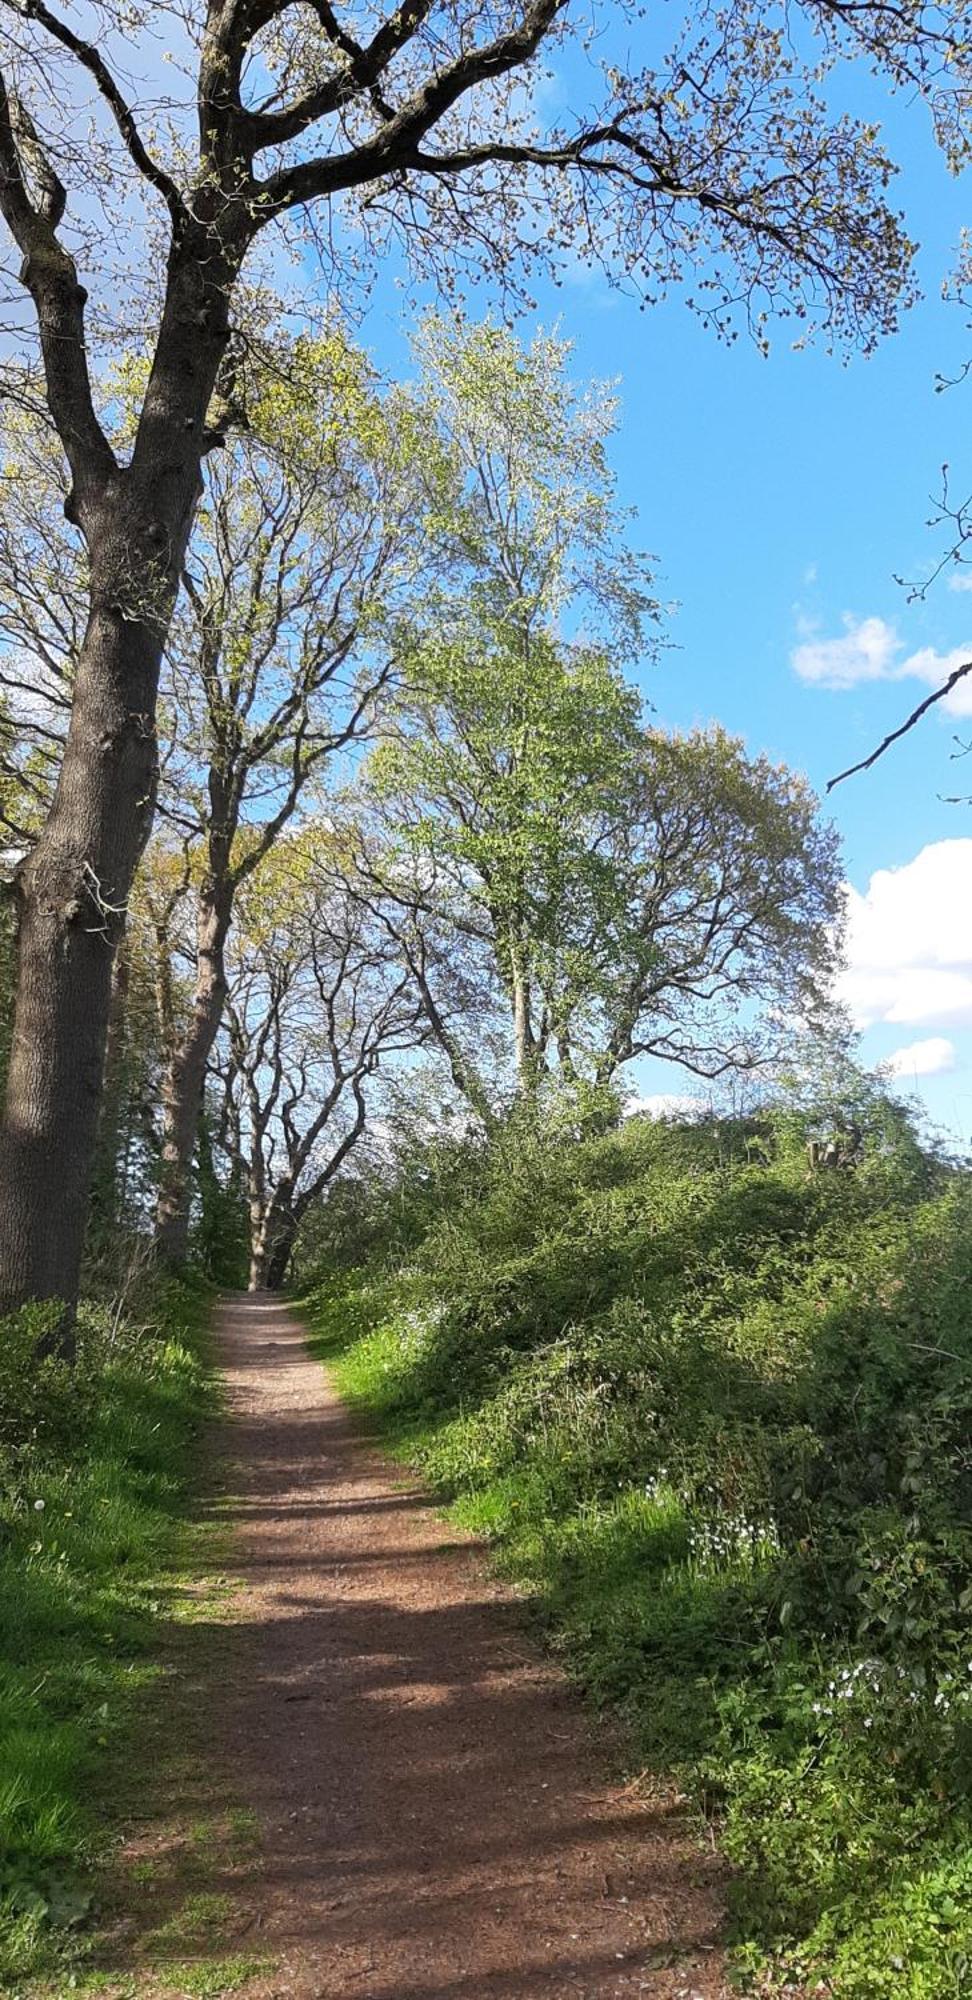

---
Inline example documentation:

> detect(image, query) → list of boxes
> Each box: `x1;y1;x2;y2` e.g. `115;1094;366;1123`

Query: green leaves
307;1106;972;1999
408;314;659;660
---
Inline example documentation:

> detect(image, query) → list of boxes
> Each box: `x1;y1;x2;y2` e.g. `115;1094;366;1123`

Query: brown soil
116;1291;731;2000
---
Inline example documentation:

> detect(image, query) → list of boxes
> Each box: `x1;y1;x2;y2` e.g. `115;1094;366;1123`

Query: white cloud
840;840;972;1029
792;614;899;689
948;573;972;593
791;617;972;714
843;966;972;1027
884;1036;956;1079
894;644;972;717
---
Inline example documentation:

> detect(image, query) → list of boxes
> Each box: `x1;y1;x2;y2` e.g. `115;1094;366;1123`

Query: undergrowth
0;1272;216;1986
304;1110;972;1997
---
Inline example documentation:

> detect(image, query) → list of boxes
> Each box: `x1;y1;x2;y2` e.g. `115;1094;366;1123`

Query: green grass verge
0;1273;218;1987
302;1113;972;1997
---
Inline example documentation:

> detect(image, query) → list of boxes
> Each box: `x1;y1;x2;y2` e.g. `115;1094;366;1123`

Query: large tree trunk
248;1176;298;1293
264;1230;296;1291
0;222;244;1315
155;886;231;1266
0;591;166;1311
247;1169;269;1293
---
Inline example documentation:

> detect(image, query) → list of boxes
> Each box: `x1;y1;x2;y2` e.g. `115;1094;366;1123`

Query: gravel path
200;1289;728;2000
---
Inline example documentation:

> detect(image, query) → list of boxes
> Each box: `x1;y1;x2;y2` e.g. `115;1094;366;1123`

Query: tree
353;316;654;1102
86;927;165;1252
346;321;841;1109
357;649;842;1108
213;841;426;1290
589;726;844;1084
0;0;962;1309
359;636;645;1105
151;332;425;1264
0;331;429;1268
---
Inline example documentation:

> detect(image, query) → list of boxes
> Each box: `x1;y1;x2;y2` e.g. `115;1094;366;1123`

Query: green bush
0;1273;215;1982
305;1109;972;1996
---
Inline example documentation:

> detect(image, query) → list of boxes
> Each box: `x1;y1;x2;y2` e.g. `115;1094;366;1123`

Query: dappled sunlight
86;1291;723;1999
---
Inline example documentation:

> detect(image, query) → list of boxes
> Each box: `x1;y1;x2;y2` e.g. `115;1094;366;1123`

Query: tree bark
89;935;131;1240
0;584;165;1308
0;221;244;1313
155;883;231;1266
265;1208;298;1291
510;940;537;1096
247;1178;269;1293
248;1181;296;1293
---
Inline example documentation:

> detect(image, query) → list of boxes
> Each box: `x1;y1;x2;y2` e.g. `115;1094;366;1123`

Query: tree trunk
265;1215;297;1292
247;1171;269;1292
511;947;537;1095
248;1231;268;1293
89;937;131;1241
0;220;245;1315
248;1182;296;1293
0;588;166;1311
263;1182;298;1291
155;886;231;1266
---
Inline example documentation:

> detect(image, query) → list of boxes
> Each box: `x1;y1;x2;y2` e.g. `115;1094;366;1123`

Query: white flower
33;1498;45;1512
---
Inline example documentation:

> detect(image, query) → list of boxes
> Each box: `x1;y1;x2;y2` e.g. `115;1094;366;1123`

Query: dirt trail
199;1290;727;2000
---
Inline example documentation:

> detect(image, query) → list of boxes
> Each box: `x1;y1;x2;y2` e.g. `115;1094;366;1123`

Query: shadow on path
110;1292;728;2000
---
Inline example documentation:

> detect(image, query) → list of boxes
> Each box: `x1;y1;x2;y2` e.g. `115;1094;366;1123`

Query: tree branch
20;0;189;228
828;658;972;788
0;69;116;516
257;0;565;211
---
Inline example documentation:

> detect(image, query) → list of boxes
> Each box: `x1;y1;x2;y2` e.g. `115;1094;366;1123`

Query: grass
150;1955;271;1997
303;1108;972;1997
145;1892;235;1950
0;1273;220;1988
61;1954;271;1999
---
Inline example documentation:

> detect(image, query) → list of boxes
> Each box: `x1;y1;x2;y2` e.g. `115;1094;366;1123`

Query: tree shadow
87;1289;726;1995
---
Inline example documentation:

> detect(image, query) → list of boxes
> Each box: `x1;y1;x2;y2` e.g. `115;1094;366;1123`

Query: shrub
305;1109;972;1996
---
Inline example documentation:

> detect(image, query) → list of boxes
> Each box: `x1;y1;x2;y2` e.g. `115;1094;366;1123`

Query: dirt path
190;1291;728;2000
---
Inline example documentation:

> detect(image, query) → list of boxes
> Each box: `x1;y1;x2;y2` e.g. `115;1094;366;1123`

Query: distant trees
355;675;842;1114
589;728;843;1085
348;325;842;1117
150;333;424;1266
350;318;655;1107
214;842;425;1290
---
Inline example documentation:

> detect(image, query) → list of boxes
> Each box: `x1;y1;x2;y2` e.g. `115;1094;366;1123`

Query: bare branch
20;0;189;228
257;0;565;210
827;658;972;789
0;69;116;512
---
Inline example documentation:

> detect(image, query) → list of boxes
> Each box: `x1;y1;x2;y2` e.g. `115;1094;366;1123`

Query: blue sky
359;77;972;1145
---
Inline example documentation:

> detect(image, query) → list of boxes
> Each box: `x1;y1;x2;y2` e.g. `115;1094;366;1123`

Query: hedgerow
304;1109;972;1995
